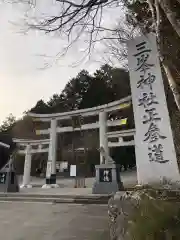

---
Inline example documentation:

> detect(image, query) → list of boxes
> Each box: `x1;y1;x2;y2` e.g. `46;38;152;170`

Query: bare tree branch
147;0;156;30
101;21;140;68
24;0;122;56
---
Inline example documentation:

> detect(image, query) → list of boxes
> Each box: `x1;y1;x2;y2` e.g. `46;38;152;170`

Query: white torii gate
13;128;135;188
13;139;49;188
27;96;133;188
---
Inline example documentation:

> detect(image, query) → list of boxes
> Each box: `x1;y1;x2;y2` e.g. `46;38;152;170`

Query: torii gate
27;96;134;188
13;128;135;188
13;138;49;188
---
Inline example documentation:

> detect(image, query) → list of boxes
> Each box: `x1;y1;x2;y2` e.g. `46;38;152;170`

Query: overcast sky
0;1;123;124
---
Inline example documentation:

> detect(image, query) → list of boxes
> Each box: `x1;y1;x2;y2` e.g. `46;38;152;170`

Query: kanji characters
134;41;154;74
138;92;158;108
103;170;110;182
148;144;169;163
134;41;151;56
143;108;161;124
137;73;156;90
134;39;168;164
144;122;166;143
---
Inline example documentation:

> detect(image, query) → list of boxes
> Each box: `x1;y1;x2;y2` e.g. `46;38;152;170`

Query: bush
128;192;180;240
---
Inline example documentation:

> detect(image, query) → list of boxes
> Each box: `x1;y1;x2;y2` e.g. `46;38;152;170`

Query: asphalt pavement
0;202;109;240
19;169;137;188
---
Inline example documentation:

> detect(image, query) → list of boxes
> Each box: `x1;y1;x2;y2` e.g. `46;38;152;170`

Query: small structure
0;157;19;192
92;163;123;194
0;137;19;192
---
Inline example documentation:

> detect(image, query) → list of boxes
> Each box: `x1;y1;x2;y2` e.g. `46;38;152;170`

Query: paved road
0;171;136;239
0;202;109;240
19;169;137;188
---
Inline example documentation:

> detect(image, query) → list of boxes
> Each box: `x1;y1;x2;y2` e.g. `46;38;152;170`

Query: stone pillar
20;144;32;188
92;111;124;194
128;33;180;185
42;118;59;188
50;118;57;175
99;111;109;164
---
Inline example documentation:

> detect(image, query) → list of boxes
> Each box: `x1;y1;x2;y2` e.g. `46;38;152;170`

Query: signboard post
70;165;76;177
128;33;180;185
46;161;52;178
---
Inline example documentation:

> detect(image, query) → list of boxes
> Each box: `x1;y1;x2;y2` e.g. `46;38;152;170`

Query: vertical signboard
70;165;76;177
128;33;180;184
46;161;52;178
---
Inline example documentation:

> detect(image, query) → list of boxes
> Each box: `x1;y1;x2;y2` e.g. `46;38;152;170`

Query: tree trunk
151;0;180;111
162;69;180;165
170;109;180;165
158;0;180;38
162;63;180;111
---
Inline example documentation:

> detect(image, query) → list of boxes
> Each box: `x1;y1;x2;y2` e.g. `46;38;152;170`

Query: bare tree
8;0;180;110
102;21;140;68
24;0;123;58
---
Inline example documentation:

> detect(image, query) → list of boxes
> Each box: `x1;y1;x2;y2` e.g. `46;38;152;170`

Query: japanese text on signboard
134;41;169;164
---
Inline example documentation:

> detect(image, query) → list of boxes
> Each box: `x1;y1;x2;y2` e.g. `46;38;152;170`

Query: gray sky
0;1;123;123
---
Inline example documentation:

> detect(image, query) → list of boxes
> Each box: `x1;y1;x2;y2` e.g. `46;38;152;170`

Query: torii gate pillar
99;111;109;164
42;118;59;188
92;111;123;194
20;144;32;188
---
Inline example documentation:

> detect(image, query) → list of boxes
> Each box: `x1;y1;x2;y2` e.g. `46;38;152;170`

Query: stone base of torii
92;147;124;194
